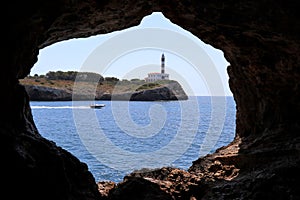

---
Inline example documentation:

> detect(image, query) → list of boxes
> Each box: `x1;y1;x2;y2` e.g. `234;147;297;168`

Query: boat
90;104;105;109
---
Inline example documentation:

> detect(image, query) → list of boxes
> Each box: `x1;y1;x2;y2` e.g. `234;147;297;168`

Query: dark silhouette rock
108;177;173;200
2;0;300;199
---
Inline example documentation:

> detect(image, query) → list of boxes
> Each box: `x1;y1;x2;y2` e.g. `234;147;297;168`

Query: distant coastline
20;71;188;101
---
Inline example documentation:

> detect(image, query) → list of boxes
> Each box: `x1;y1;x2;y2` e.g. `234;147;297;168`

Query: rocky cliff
23;80;188;101
25;85;72;101
2;1;300;200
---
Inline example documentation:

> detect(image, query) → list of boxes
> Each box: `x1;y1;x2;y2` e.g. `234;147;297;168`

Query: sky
31;12;232;96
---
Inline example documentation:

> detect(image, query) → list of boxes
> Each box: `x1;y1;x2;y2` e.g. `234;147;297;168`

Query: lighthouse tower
161;53;165;79
145;53;169;82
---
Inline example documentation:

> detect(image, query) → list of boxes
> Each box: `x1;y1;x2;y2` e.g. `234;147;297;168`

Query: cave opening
5;2;299;199
22;12;236;183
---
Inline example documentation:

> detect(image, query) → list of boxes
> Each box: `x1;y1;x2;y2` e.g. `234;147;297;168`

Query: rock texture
2;0;300;200
129;86;188;101
25;85;72;100
24;82;188;101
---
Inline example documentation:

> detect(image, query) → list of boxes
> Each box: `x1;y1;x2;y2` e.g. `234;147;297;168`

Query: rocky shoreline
24;81;188;101
5;1;300;199
97;138;241;199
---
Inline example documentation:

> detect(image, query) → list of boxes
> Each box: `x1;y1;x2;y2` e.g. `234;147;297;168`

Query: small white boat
90;104;105;109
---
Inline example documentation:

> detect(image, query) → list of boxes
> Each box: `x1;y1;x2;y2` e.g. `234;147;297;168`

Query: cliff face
25;85;72;101
23;81;188;101
2;0;300;199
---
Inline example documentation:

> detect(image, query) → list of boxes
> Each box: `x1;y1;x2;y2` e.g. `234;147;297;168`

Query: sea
30;96;236;183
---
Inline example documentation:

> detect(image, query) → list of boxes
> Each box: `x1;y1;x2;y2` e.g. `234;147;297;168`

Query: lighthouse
161;53;165;75
145;53;169;82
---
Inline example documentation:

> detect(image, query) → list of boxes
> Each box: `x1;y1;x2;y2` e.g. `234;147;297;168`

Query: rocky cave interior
2;1;299;200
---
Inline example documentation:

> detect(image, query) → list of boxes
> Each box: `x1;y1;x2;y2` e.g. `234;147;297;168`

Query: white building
145;53;169;82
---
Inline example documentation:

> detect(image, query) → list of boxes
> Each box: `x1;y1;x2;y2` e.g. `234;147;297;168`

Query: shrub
136;83;160;91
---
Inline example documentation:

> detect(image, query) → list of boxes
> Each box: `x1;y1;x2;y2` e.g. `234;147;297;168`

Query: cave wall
2;0;300;199
159;1;300;138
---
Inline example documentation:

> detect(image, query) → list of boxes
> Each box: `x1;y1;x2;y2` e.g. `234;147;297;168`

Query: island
20;71;188;101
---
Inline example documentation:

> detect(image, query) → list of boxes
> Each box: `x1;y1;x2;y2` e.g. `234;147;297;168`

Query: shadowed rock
2;0;300;199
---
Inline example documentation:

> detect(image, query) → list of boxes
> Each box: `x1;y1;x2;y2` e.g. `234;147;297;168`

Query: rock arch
2;1;299;199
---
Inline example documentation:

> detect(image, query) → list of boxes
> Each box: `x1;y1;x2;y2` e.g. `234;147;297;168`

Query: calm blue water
30;96;236;183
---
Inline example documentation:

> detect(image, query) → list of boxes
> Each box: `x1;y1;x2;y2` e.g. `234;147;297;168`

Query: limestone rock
25;85;72;101
2;0;300;199
24;82;188;101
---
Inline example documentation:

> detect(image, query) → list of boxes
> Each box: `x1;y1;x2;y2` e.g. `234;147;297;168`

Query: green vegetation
103;77;120;86
135;83;161;91
28;71;104;82
21;71;171;94
155;79;177;84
